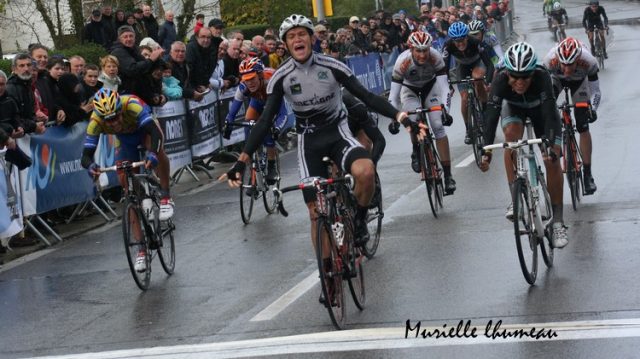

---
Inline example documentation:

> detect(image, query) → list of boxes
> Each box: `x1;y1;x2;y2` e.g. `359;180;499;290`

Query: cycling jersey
442;36;495;83
583;6;608;29
484;67;562;146
549;8;568;24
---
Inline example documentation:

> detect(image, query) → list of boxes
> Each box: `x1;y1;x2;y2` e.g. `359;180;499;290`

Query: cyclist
548;2;569;39
81;88;174;270
220;14;410;290
582;0;609;58
480;42;569;248
443;21;494;145
543;37;599;194
389;31;457;194
543;0;556;29
222;57;291;184
468;20;504;65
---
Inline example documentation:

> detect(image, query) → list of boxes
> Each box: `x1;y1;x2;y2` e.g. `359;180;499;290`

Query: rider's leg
472;66;488;105
572;81;597;193
587;30;595;54
400;87;422;172
599;29;607;57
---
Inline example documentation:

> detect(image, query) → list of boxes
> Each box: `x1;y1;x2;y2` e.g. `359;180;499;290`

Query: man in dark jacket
141;5;159;41
5;54;45;135
158;10;177;52
186;27;217;90
101;5;117;44
110;25;164;94
168;41;204;101
84;9;110;49
222;38;242;89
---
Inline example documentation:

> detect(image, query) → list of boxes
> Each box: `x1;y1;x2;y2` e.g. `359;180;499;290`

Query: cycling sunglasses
508;71;533;79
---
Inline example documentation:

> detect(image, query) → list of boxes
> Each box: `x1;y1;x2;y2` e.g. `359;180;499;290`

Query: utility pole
315;0;326;22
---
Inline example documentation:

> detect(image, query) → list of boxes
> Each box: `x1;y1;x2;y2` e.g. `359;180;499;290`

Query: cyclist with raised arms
81;88;173;271
468;20;504;65
220;15;411;261
222;57;291;184
389;31;457;195
583;0;609;58
480;42;569;248
543;37;600;194
443;21;494;145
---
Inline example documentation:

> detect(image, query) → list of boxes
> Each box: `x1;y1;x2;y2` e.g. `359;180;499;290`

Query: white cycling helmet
279;14;315;40
553;2;562;10
504;42;538;74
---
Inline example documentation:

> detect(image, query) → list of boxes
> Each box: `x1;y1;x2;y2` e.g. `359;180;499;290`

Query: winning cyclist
543;37;600;195
468;20;504;65
81;88;174;270
443;21;494;145
389;31;457;195
222;57;291;184
220;14;411;292
582;0;609;58
480;42;569;248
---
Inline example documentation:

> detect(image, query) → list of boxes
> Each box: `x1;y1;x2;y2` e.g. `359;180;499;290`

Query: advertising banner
346;53;386;95
0;150;23;241
218;86;247;147
153;100;192;170
187;90;222;157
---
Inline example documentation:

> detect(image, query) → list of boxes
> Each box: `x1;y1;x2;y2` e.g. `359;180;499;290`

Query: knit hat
117;25;135;37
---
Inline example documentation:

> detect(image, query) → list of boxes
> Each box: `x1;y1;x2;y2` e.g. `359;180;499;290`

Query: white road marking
0;248;57;274
31;318;640;358
455;153;476;168
250;269;319;322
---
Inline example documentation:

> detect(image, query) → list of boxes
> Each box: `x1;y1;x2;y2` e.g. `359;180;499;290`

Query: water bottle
142;198;154;220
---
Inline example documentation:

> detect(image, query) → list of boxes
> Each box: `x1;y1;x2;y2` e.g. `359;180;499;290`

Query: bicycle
483;118;554;285
273;158;365;329
449;76;487;169
551;21;567;42
99;161;175;290
591;24;607;69
558;87;588;211
363;171;383;259
228;120;281;224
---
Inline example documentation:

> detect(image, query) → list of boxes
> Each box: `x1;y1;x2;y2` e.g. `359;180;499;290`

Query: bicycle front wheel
419;141;439;218
316;217;346;330
157;219;176;275
472;102;486;169
536;172;554;268
262;152;280;214
513;178;538;285
240;164;255;224
363;172;383;259
564;134;579;211
122;201;151;290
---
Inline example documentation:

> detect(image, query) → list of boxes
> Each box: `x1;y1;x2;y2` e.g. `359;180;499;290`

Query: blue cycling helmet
448;22;469;40
504;42;538;74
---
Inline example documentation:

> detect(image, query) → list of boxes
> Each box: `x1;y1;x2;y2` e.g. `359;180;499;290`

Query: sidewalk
0;155;233;267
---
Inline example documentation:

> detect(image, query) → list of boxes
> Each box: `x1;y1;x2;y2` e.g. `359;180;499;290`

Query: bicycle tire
262;152;280;214
472;101;486;169
419;141;438;218
344;215;365;310
430;143;445;208
122;201;151;290
157;219;176;275
240;164;255;224
363;172;383;259
513;178;538;285
316;217;346;329
536;172;554;268
468;97;483;169
564;134;578;211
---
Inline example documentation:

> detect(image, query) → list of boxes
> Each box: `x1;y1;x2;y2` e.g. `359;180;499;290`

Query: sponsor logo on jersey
290;83;302;94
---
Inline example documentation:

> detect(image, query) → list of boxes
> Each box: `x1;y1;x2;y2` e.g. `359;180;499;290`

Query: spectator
101;4;117;44
0;70;24;142
98;55;121;91
126;13;146;44
208;40;228;91
139;45;153;59
320;39;331;55
161;62;182;100
41;57;67;126
56;73;92;127
312;24;328;53
208;18;226;60
381;14;403;49
27;45;50;123
81;64;102;102
226;30;244;42
168;41;204;101
349;16;368;51
5;54;45;136
264;28;276;37
114;9;127;30
110;25;163;94
139;37;161;50
69;55;86;77
158;10;177;52
194;13;205;35
360;21;373;46
134;60;167;107
141;5;159;41
269;41;288;67
186;27;217;91
222;38;242;88
263;35;277;66
369;29;391;53
251;35;267;61
84;9;110;49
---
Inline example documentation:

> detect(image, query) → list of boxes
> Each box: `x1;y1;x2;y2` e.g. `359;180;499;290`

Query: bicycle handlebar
483;138;544;151
406;105;443;115
272;175;355;217
228;120;256;128
448;76;486;85
98;160;145;173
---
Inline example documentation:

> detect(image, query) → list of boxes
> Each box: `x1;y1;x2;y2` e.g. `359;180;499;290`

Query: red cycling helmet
556;37;582;65
407;31;432;50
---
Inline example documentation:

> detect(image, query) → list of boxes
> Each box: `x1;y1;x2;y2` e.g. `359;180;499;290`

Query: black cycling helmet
589;0;599;5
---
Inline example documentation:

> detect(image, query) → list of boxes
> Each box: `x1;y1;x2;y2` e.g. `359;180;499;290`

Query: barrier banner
153;100;192;170
218;86;247;146
187;90;222;157
19;123;95;215
346;53;386;95
379;47;400;92
0;150;23;241
94;134;118;189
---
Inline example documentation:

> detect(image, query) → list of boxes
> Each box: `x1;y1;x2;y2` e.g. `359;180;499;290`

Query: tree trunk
176;0;196;40
67;0;85;42
34;0;62;48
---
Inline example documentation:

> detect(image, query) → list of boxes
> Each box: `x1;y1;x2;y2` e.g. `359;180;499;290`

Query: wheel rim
420;142;438;218
536;173;554;268
263;155;280;214
157;220;175;275
240;164;255;224
122;202;151;290
345;216;365;310
513;179;538;284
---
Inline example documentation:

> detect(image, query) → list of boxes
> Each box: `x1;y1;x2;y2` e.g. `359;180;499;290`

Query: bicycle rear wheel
513;178;538;285
122;201;151;290
157;219;176;275
363;172;383;259
316;217;346;329
419;141;439;218
536;172;554;268
263;152;280;214
344;216;365;310
564;134;579;211
240;164;255;224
